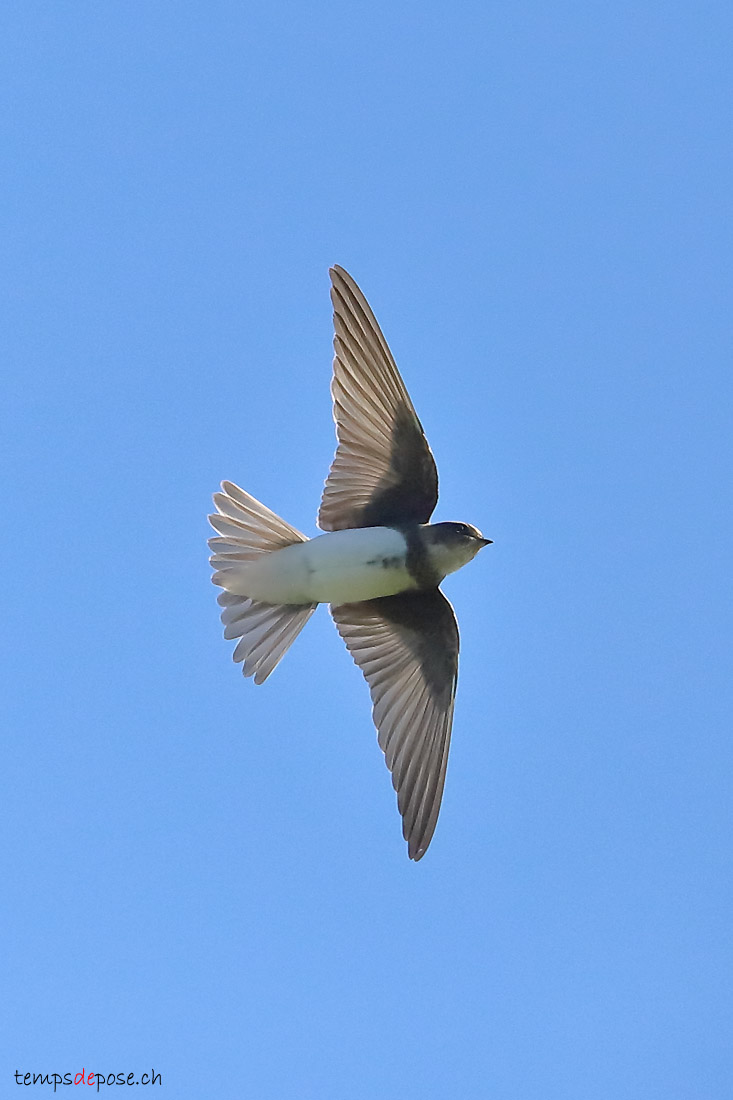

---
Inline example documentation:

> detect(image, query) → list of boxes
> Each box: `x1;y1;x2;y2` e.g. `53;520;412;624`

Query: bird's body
209;266;491;860
213;522;485;606
214;525;417;605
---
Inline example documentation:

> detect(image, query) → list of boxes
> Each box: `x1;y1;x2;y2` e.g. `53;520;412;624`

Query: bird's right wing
318;266;439;531
331;589;459;860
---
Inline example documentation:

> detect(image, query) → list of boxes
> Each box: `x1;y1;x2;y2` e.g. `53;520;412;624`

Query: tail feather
209;480;308;561
209;482;315;683
221;594;316;684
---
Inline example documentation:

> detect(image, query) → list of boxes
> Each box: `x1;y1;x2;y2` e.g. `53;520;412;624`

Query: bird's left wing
330;589;459;860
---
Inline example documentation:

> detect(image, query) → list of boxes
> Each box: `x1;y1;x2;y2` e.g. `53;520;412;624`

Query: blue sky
2;2;731;1097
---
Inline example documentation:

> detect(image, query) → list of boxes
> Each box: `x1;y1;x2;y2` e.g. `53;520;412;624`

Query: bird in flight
209;266;491;860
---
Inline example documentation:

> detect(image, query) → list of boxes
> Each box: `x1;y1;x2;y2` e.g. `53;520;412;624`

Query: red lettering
74;1068;85;1085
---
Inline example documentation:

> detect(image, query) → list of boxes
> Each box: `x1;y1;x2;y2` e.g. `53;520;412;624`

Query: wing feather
318;267;439;531
331;589;459;860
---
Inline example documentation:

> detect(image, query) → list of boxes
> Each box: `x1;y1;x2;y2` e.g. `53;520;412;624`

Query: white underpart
427;538;484;578
216;526;418;606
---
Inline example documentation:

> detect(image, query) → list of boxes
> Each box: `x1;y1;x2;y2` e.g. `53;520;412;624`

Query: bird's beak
479;538;493;547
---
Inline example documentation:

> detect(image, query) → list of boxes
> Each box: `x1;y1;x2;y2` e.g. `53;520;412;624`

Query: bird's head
423;522;492;577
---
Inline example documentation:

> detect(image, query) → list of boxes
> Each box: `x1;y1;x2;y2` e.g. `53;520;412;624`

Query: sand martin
209;266;491;860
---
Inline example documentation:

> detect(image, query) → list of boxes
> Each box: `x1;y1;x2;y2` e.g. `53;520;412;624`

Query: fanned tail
209;480;308;559
217;591;316;684
208;481;315;683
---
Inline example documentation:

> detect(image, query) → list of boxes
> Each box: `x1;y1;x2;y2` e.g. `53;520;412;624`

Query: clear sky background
2;3;731;1098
